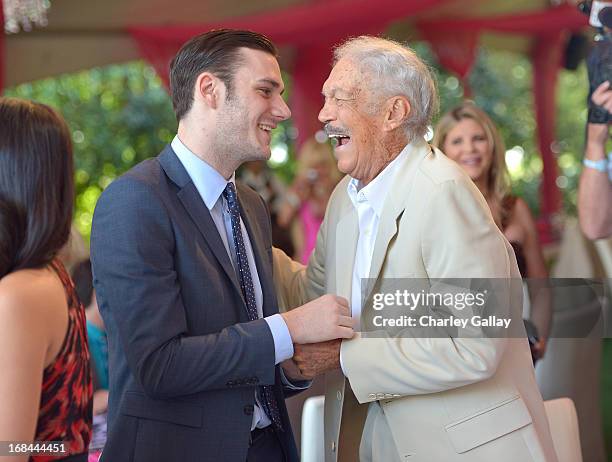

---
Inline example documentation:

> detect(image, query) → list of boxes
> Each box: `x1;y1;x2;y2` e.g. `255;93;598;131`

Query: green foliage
264;70;299;184
5;62;177;241
555;64;589;216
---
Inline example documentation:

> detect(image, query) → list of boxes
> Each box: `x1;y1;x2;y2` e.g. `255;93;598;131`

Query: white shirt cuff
279;366;311;390
264;313;294;364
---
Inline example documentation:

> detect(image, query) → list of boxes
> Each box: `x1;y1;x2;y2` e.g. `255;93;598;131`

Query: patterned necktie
223;182;283;431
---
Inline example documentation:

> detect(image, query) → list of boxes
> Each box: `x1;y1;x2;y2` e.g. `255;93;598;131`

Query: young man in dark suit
91;30;353;462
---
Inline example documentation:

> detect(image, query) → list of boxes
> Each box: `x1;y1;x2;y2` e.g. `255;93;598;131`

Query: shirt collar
171;135;235;210
347;142;411;217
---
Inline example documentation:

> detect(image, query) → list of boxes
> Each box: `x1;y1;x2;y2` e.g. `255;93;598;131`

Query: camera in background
579;1;612;123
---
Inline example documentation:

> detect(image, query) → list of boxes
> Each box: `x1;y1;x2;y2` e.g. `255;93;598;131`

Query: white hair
334;36;438;141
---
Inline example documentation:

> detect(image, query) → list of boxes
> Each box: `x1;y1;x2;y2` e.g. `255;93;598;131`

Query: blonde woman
433;101;551;362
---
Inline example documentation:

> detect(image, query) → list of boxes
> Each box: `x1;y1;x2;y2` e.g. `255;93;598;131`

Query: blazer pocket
121;391;203;428
444;395;532;454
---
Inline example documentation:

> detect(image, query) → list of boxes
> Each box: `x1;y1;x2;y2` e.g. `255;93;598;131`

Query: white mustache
324;124;350;138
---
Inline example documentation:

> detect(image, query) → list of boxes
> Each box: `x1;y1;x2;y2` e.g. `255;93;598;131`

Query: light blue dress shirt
171;135;295;429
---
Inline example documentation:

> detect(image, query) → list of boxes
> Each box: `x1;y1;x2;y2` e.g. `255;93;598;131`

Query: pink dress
299;201;323;264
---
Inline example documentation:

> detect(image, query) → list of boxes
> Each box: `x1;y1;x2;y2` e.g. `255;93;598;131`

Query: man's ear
195;72;222;109
383;96;411;132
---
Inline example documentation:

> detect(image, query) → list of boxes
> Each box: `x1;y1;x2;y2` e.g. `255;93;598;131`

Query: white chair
544;398;583;462
301;395;325;462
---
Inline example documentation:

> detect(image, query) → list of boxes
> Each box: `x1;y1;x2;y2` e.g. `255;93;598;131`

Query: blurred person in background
579;81;612;239
71;259;108;458
278;138;341;263
0;97;92;461
57;226;89;275
239;161;295;256
434;101;552;363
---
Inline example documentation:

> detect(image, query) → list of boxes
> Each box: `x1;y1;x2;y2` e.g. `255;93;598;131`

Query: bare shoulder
0;267;67;325
512;198;537;229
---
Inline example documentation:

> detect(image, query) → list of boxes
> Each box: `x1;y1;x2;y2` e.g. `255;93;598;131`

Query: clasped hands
281;294;354;380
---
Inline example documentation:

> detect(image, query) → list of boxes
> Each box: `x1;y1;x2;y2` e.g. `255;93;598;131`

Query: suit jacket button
331;441;336;452
226;380;234;387
336;391;342;401
244;405;254;415
368;393;376;399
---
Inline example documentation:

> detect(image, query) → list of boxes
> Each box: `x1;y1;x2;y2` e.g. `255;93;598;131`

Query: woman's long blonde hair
432;101;510;203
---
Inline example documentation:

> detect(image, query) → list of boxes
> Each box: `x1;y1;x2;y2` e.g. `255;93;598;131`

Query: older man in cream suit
275;36;558;461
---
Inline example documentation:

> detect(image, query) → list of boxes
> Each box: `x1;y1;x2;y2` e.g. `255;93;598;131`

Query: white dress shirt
347;145;411;329
171;135;294;429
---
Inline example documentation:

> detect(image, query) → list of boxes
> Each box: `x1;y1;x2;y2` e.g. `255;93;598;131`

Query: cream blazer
274;139;557;462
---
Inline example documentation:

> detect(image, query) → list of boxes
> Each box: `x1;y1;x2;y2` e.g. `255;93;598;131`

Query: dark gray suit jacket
90;145;299;462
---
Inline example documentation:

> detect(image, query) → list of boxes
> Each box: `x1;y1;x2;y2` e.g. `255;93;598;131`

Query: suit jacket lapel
367;210;402;283
158;146;243;297
335;204;359;301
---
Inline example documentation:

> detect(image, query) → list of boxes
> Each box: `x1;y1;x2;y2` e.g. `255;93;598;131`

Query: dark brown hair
0;97;74;278
169;29;277;121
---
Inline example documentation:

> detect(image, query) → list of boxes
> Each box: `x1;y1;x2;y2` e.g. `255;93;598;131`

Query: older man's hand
281;358;309;382
292;340;342;379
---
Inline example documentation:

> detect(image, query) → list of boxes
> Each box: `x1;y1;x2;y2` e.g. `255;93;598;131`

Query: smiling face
442;118;494;183
318;57;387;183
215;47;291;164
